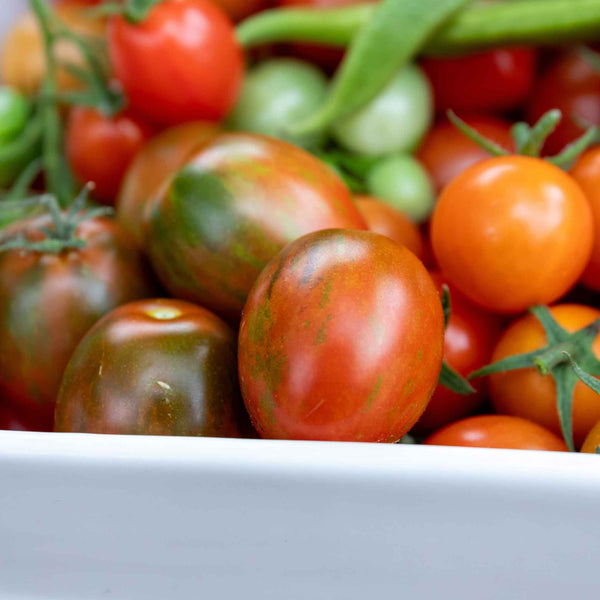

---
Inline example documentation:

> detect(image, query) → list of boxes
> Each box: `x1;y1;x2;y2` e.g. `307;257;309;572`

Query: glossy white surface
2;431;600;599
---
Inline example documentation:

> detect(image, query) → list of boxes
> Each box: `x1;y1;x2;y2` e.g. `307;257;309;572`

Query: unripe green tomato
366;154;435;224
332;64;433;156
0;86;30;144
228;58;328;149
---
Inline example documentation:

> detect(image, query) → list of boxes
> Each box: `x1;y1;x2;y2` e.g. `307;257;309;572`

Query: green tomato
366;154;435;224
332;64;433;156
0;87;30;144
228;58;328;149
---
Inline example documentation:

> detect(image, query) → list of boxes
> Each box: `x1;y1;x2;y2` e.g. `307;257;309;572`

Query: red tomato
238;229;445;442
412;272;501;435
0;402;53;432
431;156;593;314
66;107;154;205
416;114;514;193
354;195;424;259
108;0;243;126
528;52;600;156
424;415;568;451
570;146;600;291
490;304;600;449
421;47;537;114
581;420;600;453
213;0;269;21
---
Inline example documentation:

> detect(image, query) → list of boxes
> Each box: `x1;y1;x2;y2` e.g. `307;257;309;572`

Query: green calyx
88;0;164;23
447;109;598;170
469;306;600;452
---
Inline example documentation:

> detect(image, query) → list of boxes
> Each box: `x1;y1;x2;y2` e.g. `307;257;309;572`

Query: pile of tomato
1;0;600;455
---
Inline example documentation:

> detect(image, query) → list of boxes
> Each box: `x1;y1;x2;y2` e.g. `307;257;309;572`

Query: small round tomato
117;121;220;247
55;299;251;437
413;272;501;435
528;52;600;156
490;304;600;449
332;64;433;157
421;47;537;114
239;229;444;442
416;114;514;193
108;0;243;126
0;86;30;144
581;421;600;453
145;133;366;322
66;107;154;204
570;146;600;292
0;215;157;422
431;156;593;314
354;195;424;259
424;415;568;452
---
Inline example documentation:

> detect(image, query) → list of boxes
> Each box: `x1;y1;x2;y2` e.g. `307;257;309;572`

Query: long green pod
289;0;472;136
238;0;600;56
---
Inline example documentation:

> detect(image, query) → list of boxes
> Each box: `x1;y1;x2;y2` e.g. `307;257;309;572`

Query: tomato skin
66;107;154;205
490;305;600;449
581;421;600;453
421;47;536;114
213;0;268;21
570;147;600;292
107;0;243;126
424;415;568;452
145;133;366;322
55;299;250;436
116;121;219;247
431;156;593;314
0;217;157;421
416;114;514;193
0;402;53;432
239;229;444;442
413;272;501;435
528;52;600;156
354;195;424;259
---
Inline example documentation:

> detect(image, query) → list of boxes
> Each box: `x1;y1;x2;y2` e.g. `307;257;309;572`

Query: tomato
569;146;600;292
424;415;568;452
528;52;600;156
117;121;220;247
66;107;155;205
213;0;269;22
581;421;600;453
489;304;600;449
0;215;157;422
0;86;30;144
145;133;366;322
421;47;537;114
354;195;424;259
416;114;514;193
108;0;243;126
0;402;53;432
413;272;501;435
228;58;328;149
365;153;435;224
332;64;433;157
431;156;593;314
55;299;251;436
1;0;106;95
239;229;444;442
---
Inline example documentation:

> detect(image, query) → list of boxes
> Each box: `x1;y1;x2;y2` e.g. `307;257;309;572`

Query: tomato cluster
1;0;600;456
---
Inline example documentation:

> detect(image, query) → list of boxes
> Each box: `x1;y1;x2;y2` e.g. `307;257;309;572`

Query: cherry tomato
431;156;593;314
0;215;157;422
213;0;269;22
424;415;568;452
66;107;155;205
413;272;501;435
145;133;366;322
239;229;444;442
490;304;600;449
354;195;424;259
416;114;514;193
0;402;53;432
570;146;600;292
117;121;220;247
421;47;537;114
55;299;251;437
528;52;600;156
108;0;243;126
581;421;600;453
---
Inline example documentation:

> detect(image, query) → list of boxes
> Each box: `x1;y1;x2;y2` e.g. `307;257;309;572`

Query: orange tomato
581;421;600;453
431;156;593;314
490;304;600;448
